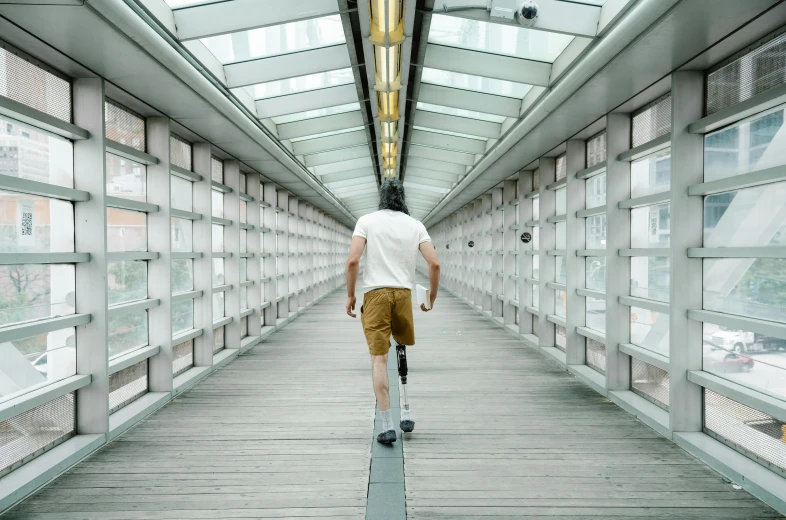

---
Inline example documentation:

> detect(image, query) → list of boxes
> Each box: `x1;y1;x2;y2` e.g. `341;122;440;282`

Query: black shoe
400;419;415;433
376;429;397;444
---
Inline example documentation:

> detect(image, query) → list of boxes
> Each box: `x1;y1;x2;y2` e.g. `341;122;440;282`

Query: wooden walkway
3;282;781;519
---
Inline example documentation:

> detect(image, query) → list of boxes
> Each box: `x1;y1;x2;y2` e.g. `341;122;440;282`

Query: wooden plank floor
403;279;781;519
3;290;374;520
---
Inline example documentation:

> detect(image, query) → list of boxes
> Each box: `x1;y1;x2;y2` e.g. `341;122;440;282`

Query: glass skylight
417;102;507;123
201;15;345;64
421;67;532;98
414;125;488;141
250;68;354;99
289;126;365;143
271;102;360;125
429;14;573;63
164;0;217;7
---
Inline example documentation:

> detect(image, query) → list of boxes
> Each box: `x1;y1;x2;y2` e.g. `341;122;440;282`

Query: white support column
605;113;632;390
566;139;587;366
246;171;262;338
503;180;516;326
277;191;289;322
491;188;504;319
539;159;556;349
192;143;214;366
305;204;315;305
473;200;483;307
288;196;299;315
669;71;704;433
73;77;109;435
482;194;493;314
224;160;241;348
519;170;534;334
146;118;173;391
263;183;277;327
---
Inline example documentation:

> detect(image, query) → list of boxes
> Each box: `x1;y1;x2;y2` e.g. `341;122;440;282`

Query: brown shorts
360;288;415;356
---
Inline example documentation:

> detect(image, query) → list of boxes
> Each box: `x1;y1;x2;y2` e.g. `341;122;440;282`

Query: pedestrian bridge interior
0;0;786;518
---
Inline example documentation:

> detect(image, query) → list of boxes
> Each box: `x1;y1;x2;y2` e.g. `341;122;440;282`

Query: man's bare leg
372;354;396;444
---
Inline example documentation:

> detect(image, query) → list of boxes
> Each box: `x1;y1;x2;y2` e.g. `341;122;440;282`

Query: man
345;179;440;445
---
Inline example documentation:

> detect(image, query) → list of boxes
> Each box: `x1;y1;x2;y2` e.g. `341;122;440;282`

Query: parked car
703;344;754;373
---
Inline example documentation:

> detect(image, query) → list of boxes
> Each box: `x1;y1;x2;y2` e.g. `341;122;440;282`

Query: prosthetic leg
396;344;415;433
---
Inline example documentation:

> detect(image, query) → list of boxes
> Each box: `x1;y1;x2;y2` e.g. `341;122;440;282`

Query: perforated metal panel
173;339;194;377
213;326;225;354
586;132;606;168
555;325;566;352
0;392;75;478
632;96;671;148
109;359;148;413
555;155;567;180
170;135;192;171
211;157;224;183
105;101;145;151
707;32;786;115
586;338;606;374
705;390;786;475
631;357;669;410
0;46;71;122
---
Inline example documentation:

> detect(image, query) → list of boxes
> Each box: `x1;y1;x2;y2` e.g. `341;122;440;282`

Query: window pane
555;256;566;285
556;187;566;215
555;325;566;351
212;189;223;218
108;260;147;305
631;149;671;198
0;117;74;187
271;102;360;125
556;222;566;249
213;292;225;319
531;226;539;250
212;224;224;252
585;172;606;207
106;153;145;203
704;105;786;183
532;285;539;308
107;208;146;252
555;290;566;318
630;306;669;357
631;204;670;248
532;197;539;220
240;229;247;254
586;214;606;249
0;327;76;402
0;264;74;327
171;259;194;293
532;255;539;279
213;326;225;353
703;182;786;247
108;309;148;358
240;201;247;224
704;258;786;323
212;258;225;286
241;286;248;310
586;257;606;291
0;191;74;253
240;258;247;282
415;102;506;123
703;326;785;401
171;299;193;334
171;176;192;211
631;256;670;302
586;297;606;333
171;218;193;252
420;67;532;98
252;68;354;99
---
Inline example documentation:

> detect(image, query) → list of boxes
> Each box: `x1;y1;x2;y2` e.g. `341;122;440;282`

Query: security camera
516;0;538;27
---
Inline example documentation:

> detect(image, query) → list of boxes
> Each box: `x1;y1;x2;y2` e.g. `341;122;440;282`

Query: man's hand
346;295;357;318
420;292;436;312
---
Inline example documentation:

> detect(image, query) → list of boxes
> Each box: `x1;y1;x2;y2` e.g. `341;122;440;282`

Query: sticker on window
18;199;35;246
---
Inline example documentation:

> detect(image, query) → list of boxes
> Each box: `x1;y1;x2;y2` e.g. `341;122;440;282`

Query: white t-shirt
353;209;431;291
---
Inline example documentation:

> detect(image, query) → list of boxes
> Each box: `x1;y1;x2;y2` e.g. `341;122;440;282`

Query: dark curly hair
378;179;409;215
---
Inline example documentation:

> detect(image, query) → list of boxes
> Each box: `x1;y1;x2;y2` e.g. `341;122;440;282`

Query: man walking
345;179;440;444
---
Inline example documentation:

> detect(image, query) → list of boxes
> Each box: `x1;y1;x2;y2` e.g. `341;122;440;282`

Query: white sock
380;408;394;432
400;408;412;421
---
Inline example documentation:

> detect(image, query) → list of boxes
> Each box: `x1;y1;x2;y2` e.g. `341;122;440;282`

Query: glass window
108;309;148;358
631;204;670;248
421;67;532;98
532;284;539;308
556;187;566;215
240;258;247;282
107;208;147;252
532;254;539;279
585;172;606;208
106;154;145;203
240;201;247;224
555;325;566;351
631;256;670;302
171;299;193;334
212;224;224;252
171;259;194;293
0;191;74;253
556;222;566;249
252;68;354;99
631;149;671;198
415;102;506;123
213;292;225;319
704;105;786;183
271;103;360;125
532;197;539;220
171;176;192;211
108;260;147;305
586;257;606;291
241;286;248;310
171;218;193;252
213;325;225;353
704;258;786;323
704;182;786;247
212;258;225;287
586;297;606;333
212;190;223;218
0;118;74;187
586;214;606;249
630;307;669;357
241;229;247;254
555;290;566;318
531;226;540;250
555;256;566;285
0;264;75;327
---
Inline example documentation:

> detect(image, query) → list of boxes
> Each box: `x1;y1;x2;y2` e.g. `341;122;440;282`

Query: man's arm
345;236;366;317
418;241;440;312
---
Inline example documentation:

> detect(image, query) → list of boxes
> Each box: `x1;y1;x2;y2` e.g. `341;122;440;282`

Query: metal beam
408;144;475;166
225;45;351;88
320;168;375;184
405;156;467;175
403;181;451;194
404;175;455;189
404;167;460;184
422;44;551;86
327;179;377;194
410;129;486;155
418;83;521;118
412;109;500;139
312;156;372;176
293;130;368;156
255;84;359;119
174;0;340;41
437;0;600;38
303;145;369;167
278;111;365;140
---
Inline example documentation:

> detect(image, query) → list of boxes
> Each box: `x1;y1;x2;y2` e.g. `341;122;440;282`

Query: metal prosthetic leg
397;344;415;433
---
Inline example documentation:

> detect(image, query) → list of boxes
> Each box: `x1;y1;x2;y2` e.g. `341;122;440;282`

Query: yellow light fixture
381;141;398;158
377;90;400;121
369;0;405;46
373;44;402;92
383;168;397;178
380;121;399;143
382;156;397;169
